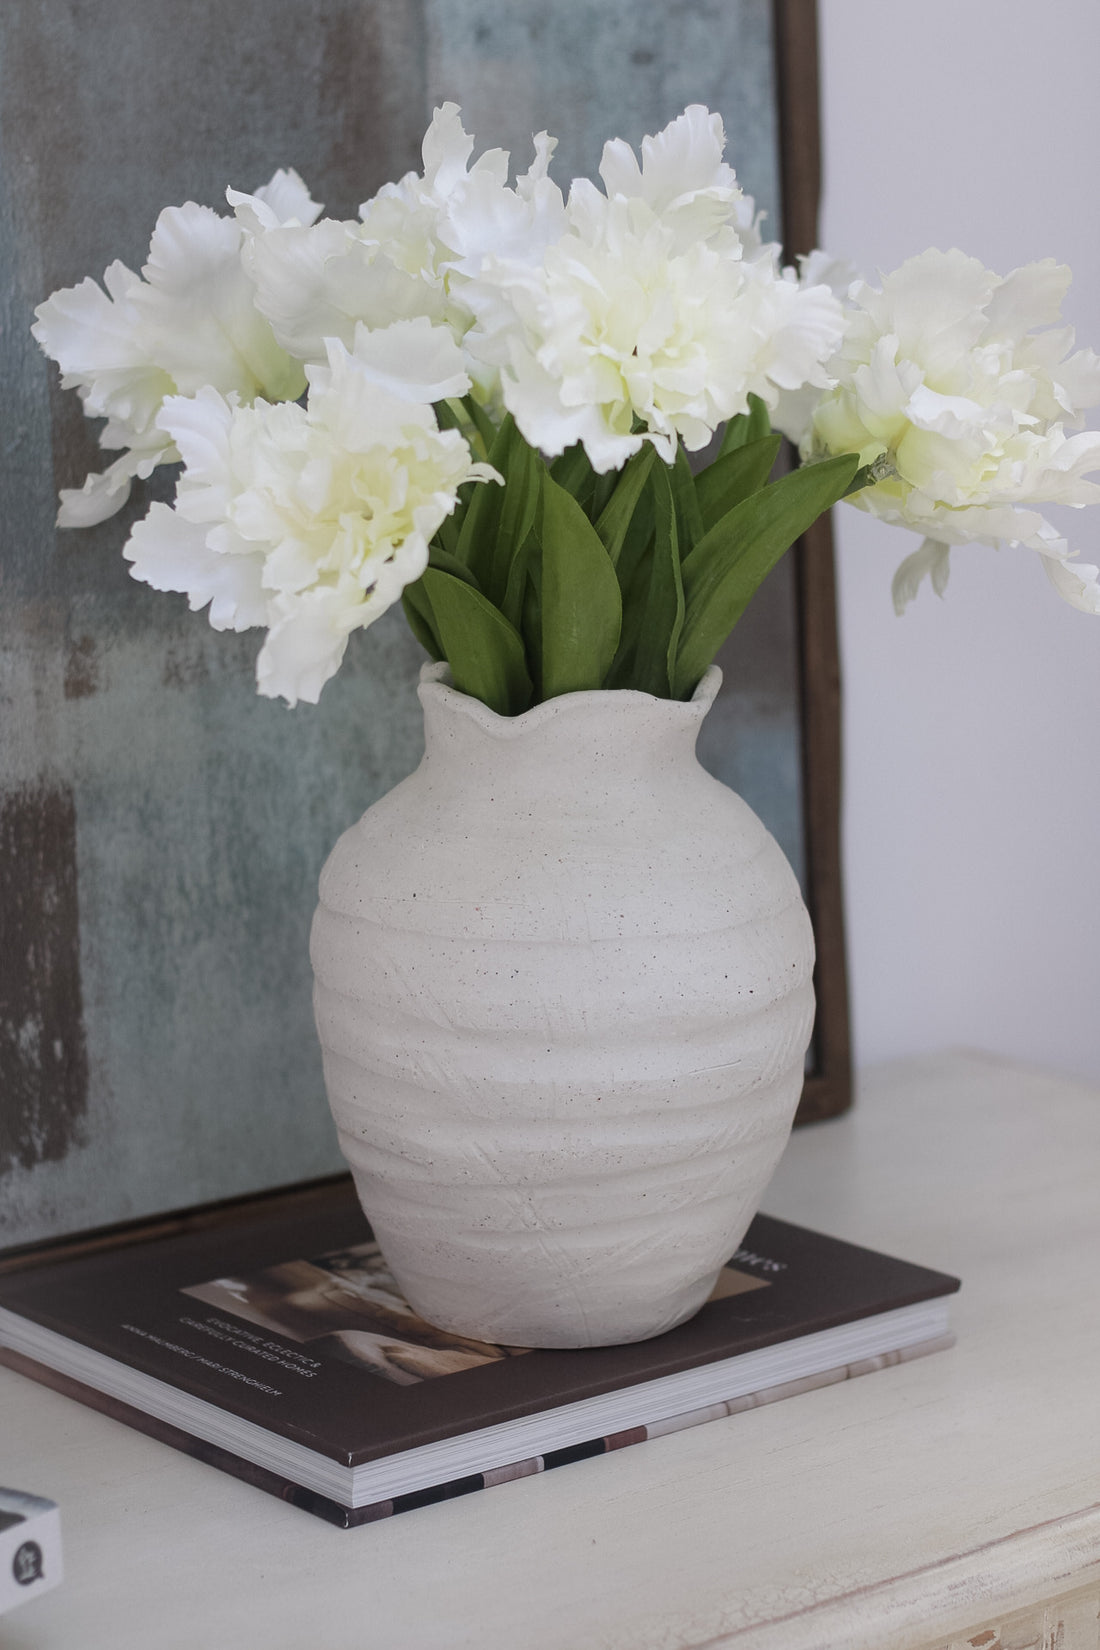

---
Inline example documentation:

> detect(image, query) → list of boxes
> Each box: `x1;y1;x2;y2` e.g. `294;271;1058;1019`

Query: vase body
310;663;814;1348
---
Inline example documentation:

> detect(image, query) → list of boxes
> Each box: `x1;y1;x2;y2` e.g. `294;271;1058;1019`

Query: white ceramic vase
311;662;815;1349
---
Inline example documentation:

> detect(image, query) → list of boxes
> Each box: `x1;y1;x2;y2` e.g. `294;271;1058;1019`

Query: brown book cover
0;1186;959;1528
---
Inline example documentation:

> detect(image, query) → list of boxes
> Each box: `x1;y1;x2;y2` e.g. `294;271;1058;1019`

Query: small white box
0;1488;63;1615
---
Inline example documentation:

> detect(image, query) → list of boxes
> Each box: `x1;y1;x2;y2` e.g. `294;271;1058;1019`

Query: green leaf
454;429;508;586
695;434;782;531
430;447;476;554
549;443;599;509
433;510;462;557
419;567;532;716
593;444;656;565
674;452;859;699
461;394;497;457
401;578;444;661
520;553;542;700
455;415;542;607
843;459;886;498
428;544;482;589
603;473;660;690
603;561;646;689
589;467;619;521
487;425;542;607
539;474;622;700
629;461;685;699
434;398;465;433
602;480;656;687
671;444;704;553
718;392;772;458
500;532;534;633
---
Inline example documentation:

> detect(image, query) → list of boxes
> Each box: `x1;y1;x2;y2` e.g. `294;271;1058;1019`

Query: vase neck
416;667;722;808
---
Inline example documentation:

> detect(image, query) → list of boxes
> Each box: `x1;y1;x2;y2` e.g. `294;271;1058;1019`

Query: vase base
370;1236;726;1350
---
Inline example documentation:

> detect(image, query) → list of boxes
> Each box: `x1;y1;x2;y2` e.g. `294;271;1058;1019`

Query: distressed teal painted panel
0;0;431;1246
0;0;801;1247
422;0;781;216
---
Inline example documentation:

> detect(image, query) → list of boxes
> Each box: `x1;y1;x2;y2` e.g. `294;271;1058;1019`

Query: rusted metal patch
0;784;90;1173
63;635;99;699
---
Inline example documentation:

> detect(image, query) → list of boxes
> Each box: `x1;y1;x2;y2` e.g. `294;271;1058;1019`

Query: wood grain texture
772;0;853;1125
918;1582;1100;1650
0;1053;1097;1650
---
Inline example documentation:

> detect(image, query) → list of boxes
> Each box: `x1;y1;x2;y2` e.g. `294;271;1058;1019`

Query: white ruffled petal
124;503;269;630
1042;552;1100;614
56;448;157;527
982;259;1071;338
255;587;361;706
797;250;858;302
246;219;443;362
891;538;951;613
306;339;434;450
420;103;477;197
155;387;239;523
345;316;469;403
134;201;304;401
517;132;558;197
253;168;323;228
33;265;144;382
599;106;742;248
228;168;323;235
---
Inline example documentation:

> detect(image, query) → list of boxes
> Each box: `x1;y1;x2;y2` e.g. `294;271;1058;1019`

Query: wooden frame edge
773;0;854;1124
0;1173;354;1275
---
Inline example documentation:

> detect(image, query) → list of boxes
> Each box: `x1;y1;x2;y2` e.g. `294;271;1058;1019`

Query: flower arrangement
33;104;1100;714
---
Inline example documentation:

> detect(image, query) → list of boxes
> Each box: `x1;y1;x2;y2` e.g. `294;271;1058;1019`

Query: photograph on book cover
181;1237;769;1386
0;0;848;1255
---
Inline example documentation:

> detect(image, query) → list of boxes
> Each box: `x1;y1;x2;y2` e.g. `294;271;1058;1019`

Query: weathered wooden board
0;0;800;1246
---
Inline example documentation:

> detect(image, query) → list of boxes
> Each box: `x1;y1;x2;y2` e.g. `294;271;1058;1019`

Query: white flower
770;251;860;448
226;168;324;235
361;104;565;290
595;104;743;251
32;173;317;526
243;217;449;366
465;108;844;471
245;104;565;406
31;261;178;526
123;319;495;706
798;249;1100;614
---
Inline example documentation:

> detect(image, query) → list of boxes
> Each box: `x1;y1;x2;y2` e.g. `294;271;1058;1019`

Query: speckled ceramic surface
311;663;815;1347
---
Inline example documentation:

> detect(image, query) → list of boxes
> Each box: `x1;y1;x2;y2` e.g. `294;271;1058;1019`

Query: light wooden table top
3;1050;1099;1650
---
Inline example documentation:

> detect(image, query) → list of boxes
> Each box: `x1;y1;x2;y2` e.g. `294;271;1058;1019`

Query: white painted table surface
2;1050;1099;1650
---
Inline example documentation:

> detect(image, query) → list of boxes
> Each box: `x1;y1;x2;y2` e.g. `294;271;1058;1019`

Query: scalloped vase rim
417;660;723;738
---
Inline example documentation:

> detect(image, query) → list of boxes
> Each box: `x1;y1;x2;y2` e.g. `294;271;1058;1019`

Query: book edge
0;1333;956;1528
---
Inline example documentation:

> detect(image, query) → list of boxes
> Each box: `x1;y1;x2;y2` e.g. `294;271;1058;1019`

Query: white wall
818;0;1100;1081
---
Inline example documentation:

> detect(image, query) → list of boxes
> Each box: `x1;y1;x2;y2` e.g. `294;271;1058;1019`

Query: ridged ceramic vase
310;661;815;1349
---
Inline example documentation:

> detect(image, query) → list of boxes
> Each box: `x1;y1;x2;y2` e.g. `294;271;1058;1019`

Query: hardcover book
0;1187;959;1528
